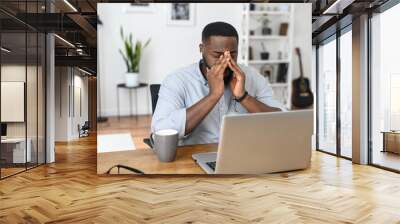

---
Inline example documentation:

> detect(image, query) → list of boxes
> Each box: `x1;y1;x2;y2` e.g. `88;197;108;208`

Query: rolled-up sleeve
252;70;287;111
151;75;187;138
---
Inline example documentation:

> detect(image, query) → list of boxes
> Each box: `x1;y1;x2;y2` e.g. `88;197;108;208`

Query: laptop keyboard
206;161;216;171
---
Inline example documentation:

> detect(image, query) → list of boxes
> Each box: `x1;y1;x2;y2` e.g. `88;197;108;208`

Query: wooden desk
1;138;32;164
97;144;217;175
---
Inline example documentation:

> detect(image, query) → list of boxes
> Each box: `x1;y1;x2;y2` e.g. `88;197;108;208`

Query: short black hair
202;21;239;43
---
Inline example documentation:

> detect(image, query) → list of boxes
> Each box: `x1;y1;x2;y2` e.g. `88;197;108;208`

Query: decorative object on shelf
260;42;269;60
278;51;283;60
249;3;256;11
260;52;270;60
119;27;151;87
261;18;272;35
291;47;313;108
249;30;255;36
249;46;254;60
166;3;196;26
260;64;274;82
276;63;288;83
279;23;289;36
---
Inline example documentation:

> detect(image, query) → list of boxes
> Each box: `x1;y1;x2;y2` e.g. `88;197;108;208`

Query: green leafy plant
119;27;151;73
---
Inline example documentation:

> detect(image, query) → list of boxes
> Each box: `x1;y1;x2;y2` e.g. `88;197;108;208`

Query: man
152;21;285;146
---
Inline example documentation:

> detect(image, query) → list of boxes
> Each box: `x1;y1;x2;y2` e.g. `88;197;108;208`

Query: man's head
199;22;239;82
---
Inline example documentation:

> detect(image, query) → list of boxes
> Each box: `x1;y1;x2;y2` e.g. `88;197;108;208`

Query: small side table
116;83;149;121
381;131;400;154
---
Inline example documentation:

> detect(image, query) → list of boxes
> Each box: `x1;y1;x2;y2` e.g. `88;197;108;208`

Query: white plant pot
125;72;139;87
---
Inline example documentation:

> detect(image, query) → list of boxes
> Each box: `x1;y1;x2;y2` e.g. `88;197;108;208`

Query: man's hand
206;54;229;100
226;51;246;98
185;54;229;135
224;51;281;113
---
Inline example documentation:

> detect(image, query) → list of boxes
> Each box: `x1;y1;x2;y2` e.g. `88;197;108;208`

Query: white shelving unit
240;3;295;109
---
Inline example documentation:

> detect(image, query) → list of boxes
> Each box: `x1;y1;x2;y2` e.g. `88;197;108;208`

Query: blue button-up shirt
151;62;286;146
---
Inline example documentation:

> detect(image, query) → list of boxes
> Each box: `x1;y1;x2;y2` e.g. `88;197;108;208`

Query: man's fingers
227;60;239;74
224;51;230;59
228;60;245;81
216;57;229;76
207;53;232;79
227;55;238;68
209;56;222;73
212;55;226;74
215;55;224;66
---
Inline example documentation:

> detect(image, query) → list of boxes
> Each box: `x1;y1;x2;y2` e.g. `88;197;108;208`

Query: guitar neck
296;48;305;78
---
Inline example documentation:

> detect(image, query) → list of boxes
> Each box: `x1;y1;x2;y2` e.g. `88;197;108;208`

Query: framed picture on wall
166;3;196;26
124;3;155;13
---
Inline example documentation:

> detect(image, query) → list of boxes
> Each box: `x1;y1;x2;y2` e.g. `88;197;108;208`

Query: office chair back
144;84;161;148
150;84;161;114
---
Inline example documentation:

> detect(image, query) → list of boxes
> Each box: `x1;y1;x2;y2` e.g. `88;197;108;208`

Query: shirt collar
196;59;208;86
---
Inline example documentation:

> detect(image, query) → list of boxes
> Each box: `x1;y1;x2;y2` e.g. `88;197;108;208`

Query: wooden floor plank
0;115;399;223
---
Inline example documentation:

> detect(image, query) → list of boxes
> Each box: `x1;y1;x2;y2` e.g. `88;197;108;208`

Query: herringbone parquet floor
1;116;400;223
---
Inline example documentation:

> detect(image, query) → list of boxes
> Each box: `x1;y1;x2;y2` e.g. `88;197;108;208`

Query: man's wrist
233;91;245;98
234;91;248;102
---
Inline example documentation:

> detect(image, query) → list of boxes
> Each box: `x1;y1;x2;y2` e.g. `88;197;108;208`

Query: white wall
98;3;312;117
1;65;41;138
55;67;69;141
71;74;89;138
292;4;312;81
1;64;46;163
55;67;89;141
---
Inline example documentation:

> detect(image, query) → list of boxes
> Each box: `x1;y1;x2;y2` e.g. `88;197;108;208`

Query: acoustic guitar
291;47;314;108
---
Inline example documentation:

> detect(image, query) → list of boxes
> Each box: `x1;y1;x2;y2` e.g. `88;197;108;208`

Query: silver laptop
192;110;313;174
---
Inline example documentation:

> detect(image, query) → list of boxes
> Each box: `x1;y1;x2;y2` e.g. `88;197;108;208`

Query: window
370;3;400;171
317;36;337;154
316;27;353;159
339;29;352;158
0;1;47;179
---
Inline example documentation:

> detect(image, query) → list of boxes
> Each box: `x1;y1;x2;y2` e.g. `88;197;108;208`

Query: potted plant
119;27;151;87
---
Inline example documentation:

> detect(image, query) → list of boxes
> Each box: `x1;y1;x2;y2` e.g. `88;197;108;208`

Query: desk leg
135;89;138;122
117;88;120;121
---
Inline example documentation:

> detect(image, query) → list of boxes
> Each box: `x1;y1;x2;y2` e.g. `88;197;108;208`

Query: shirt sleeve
251;68;287;111
151;74;187;138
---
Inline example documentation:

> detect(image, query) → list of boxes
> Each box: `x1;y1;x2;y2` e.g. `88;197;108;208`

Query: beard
202;56;234;85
